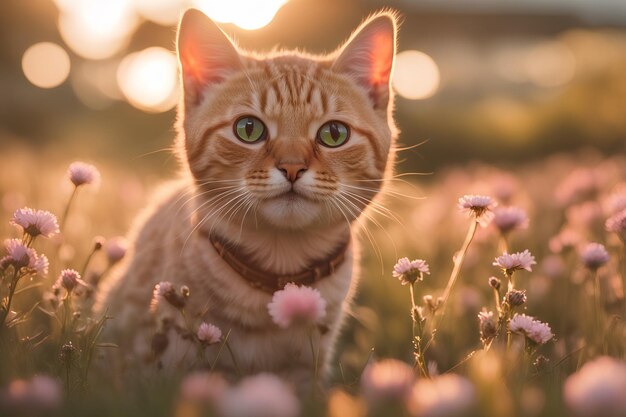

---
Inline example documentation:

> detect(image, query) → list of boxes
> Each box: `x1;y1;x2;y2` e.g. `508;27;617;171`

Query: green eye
234;116;267;143
317;121;350;148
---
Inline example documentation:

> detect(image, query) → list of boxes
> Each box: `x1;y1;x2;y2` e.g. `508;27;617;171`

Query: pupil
245;119;254;137
329;123;340;141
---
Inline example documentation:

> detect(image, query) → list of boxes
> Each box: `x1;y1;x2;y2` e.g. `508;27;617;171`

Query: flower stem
308;329;320;387
60;187;78;232
592;270;603;351
425;220;478;351
409;284;428;377
1;269;20;329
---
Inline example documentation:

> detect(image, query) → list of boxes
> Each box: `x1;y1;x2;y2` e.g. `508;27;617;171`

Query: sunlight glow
22;42;71;89
56;0;137;60
117;47;179;113
392;50;441;100
133;0;187;26
193;0;289;30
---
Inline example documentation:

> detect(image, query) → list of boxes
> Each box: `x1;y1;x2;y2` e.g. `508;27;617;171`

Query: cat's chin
258;193;323;229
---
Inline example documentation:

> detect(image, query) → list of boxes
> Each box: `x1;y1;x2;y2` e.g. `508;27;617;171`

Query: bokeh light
116;47;179;113
56;0;137;60
392;50;441;100
525;41;576;88
193;0;289;30
22;42;71;89
133;0;187;26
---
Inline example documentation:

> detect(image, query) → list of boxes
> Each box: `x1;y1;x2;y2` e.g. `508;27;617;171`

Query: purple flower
493;206;528;234
11;208;59;238
392;257;430;285
458;195;497;227
267;284;326;329
221;373;300;417
150;281;187;312
197;322;222;345
67;161;100;187
493;250;536;274
3;239;48;276
54;269;86;293
105;237;128;264
563;357;626;417
509;314;553;345
606;209;626;243
580;243;610;270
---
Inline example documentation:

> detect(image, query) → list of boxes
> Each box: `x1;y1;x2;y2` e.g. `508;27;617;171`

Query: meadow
1;144;625;417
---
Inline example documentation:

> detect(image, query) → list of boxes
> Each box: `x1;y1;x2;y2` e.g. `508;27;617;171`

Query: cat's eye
317;121;350;148
234;116;267;143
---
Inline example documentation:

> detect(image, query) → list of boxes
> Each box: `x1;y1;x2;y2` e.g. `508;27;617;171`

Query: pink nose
277;162;308;183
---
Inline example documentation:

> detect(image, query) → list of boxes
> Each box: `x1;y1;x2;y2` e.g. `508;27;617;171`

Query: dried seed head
59;342;78;365
534;355;550;371
506;289;527;307
181;285;190;298
93;236;105;251
488;277;501;290
478;311;497;343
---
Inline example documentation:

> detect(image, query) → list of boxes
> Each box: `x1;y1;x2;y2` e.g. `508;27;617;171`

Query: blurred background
2;0;626;175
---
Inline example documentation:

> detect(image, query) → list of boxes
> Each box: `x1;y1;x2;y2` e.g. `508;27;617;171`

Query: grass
0;145;625;417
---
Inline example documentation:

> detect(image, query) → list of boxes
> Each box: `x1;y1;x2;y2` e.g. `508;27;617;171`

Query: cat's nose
277;161;308;183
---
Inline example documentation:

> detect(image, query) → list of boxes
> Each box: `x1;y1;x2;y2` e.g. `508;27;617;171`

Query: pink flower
509;314;553;345
458;195;497;227
11;208;59;238
105;237;128;263
606;209;626;243
555;168;597;207
492;206;528;234
68;161;100;187
267;284;326;329
54;269;87;293
150;281;187;312
493;250;536;274
563;357;626;417
361;359;414;405
2;375;62;412
197;322;222;345
180;372;228;406
3;239;48;276
408;374;476;417
580;243;609;270
221;373;300;417
392;257;430;285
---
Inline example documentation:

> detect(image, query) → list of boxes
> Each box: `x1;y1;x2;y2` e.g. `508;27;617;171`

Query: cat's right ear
177;9;242;106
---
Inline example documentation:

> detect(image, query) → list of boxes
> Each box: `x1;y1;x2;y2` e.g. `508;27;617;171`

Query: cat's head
176;9;398;231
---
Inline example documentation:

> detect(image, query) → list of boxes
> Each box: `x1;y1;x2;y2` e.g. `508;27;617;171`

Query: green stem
409;284;428;377
308;329;320;387
425;220;478;351
225;340;241;376
1;269;20;329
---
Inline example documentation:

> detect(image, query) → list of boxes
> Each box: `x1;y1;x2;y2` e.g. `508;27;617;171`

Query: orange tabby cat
97;8;398;387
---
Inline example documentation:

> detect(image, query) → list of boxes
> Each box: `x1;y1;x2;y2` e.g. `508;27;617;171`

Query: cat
96;7;399;390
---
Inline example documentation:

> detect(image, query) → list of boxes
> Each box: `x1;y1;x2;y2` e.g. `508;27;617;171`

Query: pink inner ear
181;42;206;85
369;31;394;85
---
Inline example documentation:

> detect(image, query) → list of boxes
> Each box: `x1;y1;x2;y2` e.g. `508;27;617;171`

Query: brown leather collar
198;230;350;294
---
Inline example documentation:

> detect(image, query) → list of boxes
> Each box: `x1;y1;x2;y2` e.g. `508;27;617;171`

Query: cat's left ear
177;9;242;106
332;12;397;110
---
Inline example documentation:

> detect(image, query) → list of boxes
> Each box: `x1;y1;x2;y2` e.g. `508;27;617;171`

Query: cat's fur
96;8;398;388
